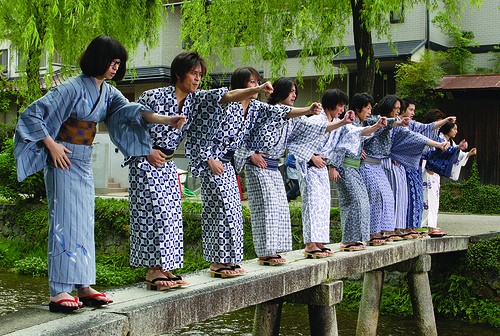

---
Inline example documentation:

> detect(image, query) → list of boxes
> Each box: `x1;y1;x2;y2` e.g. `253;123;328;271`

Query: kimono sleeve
287;116;327;162
14;80;78;181
105;85;153;157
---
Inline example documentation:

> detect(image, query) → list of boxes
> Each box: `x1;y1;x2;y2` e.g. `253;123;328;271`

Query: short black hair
170;51;207;86
403;97;416;109
440;121;457;135
350;92;374;113
425;108;447;123
321;89;348;110
268;77;297;105
230;67;261;90
375;95;401;117
80;36;128;81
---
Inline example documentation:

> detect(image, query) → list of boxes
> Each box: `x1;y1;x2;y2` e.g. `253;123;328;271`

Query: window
0;49;8;75
390;5;404;24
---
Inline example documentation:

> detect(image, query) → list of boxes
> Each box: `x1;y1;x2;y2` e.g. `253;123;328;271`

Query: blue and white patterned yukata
126;86;228;271
14;74;153;296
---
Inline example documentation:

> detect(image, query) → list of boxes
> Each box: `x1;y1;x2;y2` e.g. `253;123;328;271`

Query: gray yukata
235;101;326;257
14;74;153;296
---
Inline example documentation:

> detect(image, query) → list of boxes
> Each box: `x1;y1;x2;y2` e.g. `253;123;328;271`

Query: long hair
80;36;128;81
268;77;297;105
374;95;401;117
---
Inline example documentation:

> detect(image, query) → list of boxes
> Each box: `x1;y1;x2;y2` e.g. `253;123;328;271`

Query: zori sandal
145;278;179;290
304;250;329;259
257;255;286;266
208;267;239;278
49;296;81;313
79;292;113;307
339;242;365;252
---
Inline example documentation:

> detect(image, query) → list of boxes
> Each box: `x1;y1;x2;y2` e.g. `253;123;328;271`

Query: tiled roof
435;74;500;91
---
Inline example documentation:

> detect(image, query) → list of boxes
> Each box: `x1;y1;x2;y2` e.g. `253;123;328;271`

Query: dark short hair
440;122;457;135
403;97;416;110
268;78;297;105
170;51;207;86
230;67;261;90
350;92;374;113
375;95;401;117
321;89;348;110
80;36;128;81
425;108;447;123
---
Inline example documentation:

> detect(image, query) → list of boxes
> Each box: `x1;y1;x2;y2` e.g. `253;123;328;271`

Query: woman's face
100;59;121;80
447;124;458;138
177;65;202;93
357;103;372;121
280;86;297;106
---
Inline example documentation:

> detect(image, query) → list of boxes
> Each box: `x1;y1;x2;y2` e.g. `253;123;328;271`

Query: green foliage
440;161;500;214
0;0;164;104
94;197;130;253
0;239;23;268
394;51;446;116
14;256;47;277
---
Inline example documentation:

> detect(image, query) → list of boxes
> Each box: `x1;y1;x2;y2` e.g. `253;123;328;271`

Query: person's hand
360;150;367;160
343;110;355;124
400;117;411;126
392;160;400;167
308;102;322;116
438;141;450;151
147;149;166;168
311;155;326;168
329;166;341;181
48;142;72;169
207;158;224;175
258;81;274;95
376;116;388;128
249;152;267;168
468;148;477;157
426;169;434;175
459;139;468;151
446;116;456;123
167;115;186;129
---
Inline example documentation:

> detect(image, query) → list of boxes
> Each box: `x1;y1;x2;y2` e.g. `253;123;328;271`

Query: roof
332;39;426;62
435;74;500;91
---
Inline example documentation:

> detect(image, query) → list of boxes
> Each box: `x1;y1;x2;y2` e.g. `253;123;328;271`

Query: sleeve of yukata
105;84;154;157
410;120;438;139
390;127;431;169
286;116;327;162
449;150;470;181
14;80;78;181
423;145;460;178
234;143;254;173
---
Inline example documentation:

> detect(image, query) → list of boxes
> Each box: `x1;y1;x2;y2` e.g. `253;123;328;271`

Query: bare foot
146;268;177;287
50;292;82;308
77;287;113;304
161;270;189;285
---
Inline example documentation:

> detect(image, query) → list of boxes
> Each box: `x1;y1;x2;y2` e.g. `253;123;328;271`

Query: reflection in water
0;272;49;316
1;273;497;336
164;303;498;336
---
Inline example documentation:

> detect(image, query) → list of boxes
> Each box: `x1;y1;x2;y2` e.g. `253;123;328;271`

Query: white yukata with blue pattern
185;99;252;265
126;86;228;272
235;101;327;257
295;113;343;245
14;74;153;296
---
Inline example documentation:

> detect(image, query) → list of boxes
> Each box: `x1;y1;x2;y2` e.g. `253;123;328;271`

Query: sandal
208;267;240;278
230;264;246;274
303;250;329;259
49;296;81;313
79;292;113;307
320;247;335;255
339;242;365;252
428;229;447;238
401;231;419;239
145;277;179;291
258;255;286;266
367;237;386;246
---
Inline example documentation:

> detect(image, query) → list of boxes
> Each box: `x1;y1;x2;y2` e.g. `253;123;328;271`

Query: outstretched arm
286;102;323;118
361;116;387;136
432;116;456;130
141;112;186;129
219;81;274;103
325;110;355;133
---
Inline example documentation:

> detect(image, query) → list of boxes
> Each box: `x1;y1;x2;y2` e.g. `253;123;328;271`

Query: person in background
285;153;301;202
14;36;186;312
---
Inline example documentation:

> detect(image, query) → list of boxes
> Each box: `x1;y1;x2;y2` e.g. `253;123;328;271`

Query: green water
0;272;497;335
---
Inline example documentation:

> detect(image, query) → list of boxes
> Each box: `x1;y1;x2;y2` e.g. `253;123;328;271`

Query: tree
180;0;482;95
0;0;164;105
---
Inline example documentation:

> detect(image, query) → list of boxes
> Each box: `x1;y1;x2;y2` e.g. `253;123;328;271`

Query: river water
1;272;497;335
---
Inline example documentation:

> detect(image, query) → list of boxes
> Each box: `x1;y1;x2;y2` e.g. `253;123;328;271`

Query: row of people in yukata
14;35;475;313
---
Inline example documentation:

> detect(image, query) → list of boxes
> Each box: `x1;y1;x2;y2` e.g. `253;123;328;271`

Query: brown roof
435;74;500;91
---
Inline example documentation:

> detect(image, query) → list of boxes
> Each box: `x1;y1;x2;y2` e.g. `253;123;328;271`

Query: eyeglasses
109;60;121;68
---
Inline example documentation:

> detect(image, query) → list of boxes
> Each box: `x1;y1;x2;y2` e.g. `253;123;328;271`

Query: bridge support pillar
407;256;438;336
285;280;343;336
356;270;384;336
252;299;283;336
